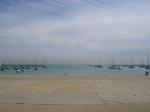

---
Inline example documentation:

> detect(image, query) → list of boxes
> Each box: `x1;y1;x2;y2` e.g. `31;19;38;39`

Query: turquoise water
0;65;149;76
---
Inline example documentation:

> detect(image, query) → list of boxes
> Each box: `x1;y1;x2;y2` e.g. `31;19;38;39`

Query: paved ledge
0;75;150;111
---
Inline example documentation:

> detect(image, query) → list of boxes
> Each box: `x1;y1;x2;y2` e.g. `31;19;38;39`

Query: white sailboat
145;53;150;69
107;56;121;70
128;56;135;68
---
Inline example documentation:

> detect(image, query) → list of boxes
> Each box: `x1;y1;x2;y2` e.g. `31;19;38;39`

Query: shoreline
0;74;148;80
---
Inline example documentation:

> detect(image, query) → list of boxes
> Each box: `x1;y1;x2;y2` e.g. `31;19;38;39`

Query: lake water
0;65;149;76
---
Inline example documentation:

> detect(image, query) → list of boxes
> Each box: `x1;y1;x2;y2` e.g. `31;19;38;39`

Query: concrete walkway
0;75;150;112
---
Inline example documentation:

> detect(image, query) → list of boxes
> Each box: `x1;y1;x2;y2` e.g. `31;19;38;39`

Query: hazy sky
0;0;150;64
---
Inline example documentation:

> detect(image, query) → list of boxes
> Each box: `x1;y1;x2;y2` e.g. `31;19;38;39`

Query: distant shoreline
0;74;148;80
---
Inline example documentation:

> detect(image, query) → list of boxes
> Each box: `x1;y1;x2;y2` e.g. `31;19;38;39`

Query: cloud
0;0;150;64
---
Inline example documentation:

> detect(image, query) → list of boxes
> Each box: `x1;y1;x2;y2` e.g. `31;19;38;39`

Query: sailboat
0;58;5;71
93;57;103;68
34;58;38;70
107;57;121;70
128;56;135;68
16;68;21;73
138;58;145;68
145;53;150;69
0;65;5;71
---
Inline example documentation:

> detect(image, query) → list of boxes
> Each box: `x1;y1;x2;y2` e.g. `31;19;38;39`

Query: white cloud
0;0;150;63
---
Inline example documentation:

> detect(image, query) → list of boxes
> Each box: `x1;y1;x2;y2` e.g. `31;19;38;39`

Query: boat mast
147;53;150;66
132;56;133;66
112;56;114;66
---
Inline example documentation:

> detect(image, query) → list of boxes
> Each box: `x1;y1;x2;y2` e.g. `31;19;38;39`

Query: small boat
145;65;150;69
107;65;121;70
107;57;121;70
26;66;31;69
145;53;150;69
128;65;135;68
128;56;135;69
20;69;25;72
1;67;5;71
93;65;103;68
16;69;21;73
138;65;145;68
34;67;38;70
0;65;5;71
97;65;103;68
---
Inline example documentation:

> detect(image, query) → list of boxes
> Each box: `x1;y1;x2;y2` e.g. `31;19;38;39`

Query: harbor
0;55;150;76
0;0;150;111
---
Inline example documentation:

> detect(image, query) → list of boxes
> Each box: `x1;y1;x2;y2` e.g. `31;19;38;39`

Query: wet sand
0;75;150;112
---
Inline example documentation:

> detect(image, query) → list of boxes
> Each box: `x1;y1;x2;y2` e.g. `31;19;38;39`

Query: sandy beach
0;75;150;112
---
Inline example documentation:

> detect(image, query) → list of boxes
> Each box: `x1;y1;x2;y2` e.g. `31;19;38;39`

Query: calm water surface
0;65;149;76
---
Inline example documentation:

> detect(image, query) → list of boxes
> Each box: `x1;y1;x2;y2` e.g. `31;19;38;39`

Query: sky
0;0;150;64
